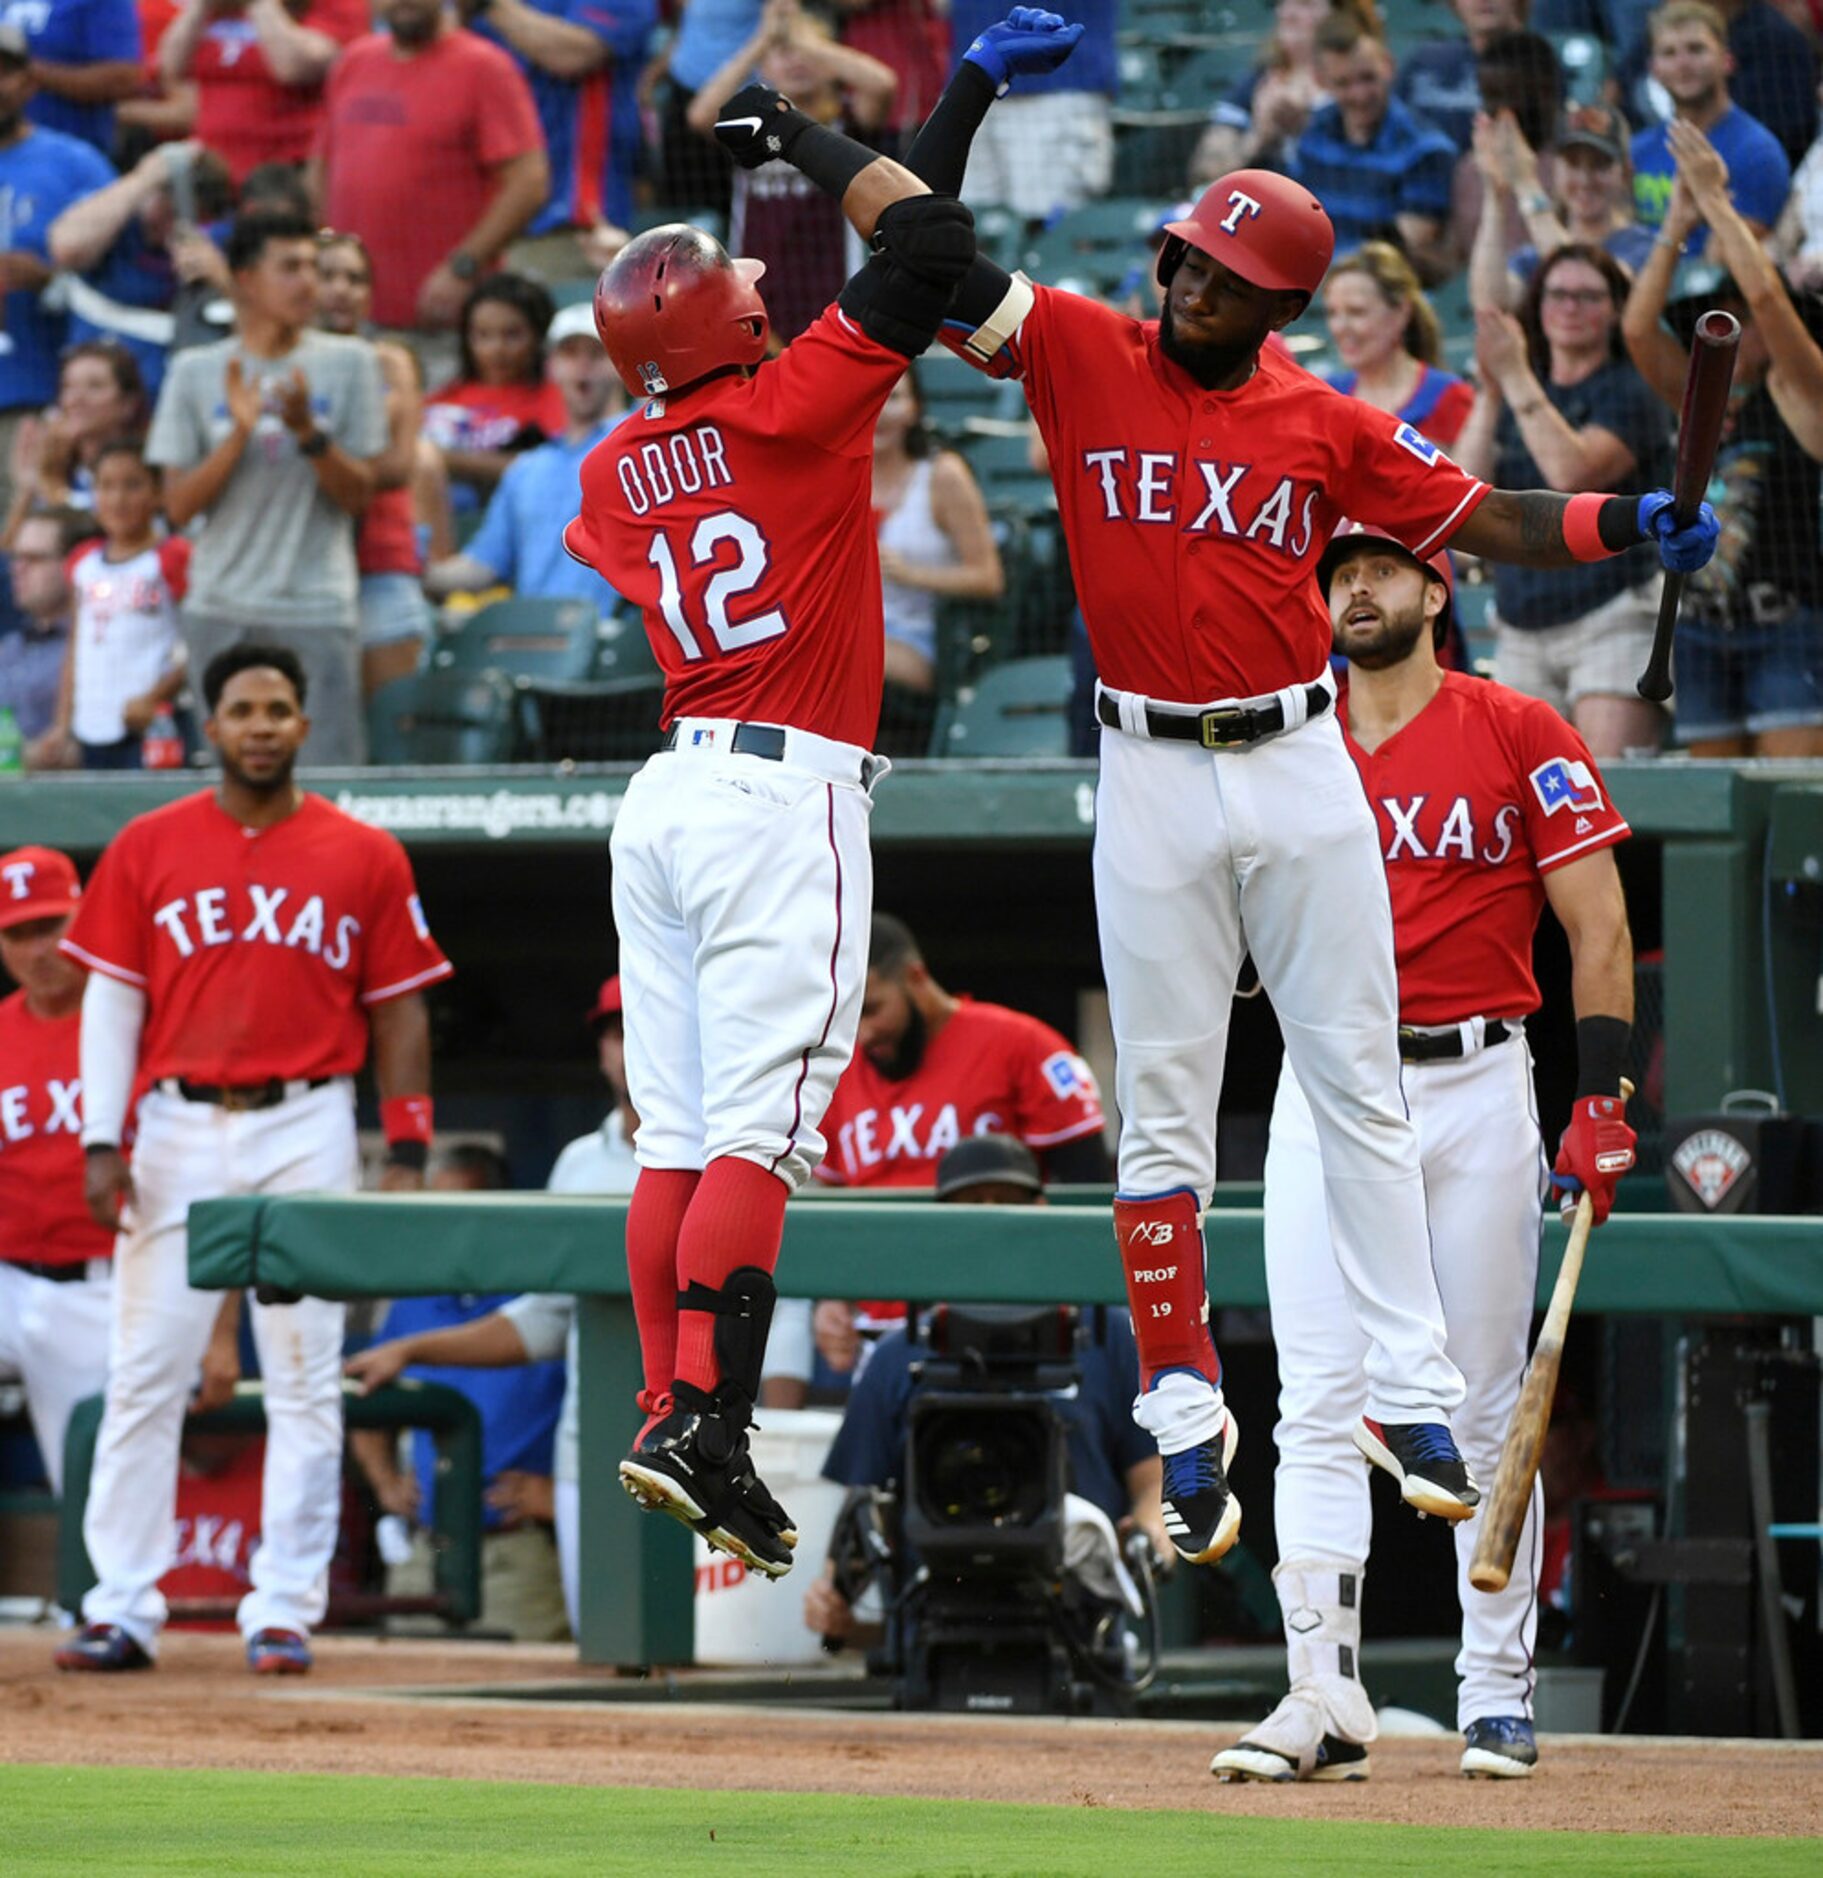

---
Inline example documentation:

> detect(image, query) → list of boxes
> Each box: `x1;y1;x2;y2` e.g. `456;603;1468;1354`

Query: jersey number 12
647;511;788;661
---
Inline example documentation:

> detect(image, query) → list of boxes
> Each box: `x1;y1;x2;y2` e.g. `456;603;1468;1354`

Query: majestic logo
1671;1129;1752;1209
1530;757;1604;816
1220;189;1263;233
2;860;34;900
1126;1221;1176;1248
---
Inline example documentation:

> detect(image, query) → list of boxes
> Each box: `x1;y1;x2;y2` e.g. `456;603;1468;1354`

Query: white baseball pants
81;1082;356;1652
1265;1034;1548;1728
1093;712;1464;1421
611;721;880;1191
0;1259;112;1497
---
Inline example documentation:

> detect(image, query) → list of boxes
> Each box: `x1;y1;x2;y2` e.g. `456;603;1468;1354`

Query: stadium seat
432;596;602;684
916;348;1004;435
366;670;521;766
930;654;1073;757
958;419;1058;514
1020;197;1175;294
590;607;663;683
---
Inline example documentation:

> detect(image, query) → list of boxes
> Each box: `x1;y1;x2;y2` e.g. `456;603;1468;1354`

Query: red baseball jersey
0;989;114;1267
1342;673;1630;1026
997;285;1491;703
816;997;1105;1188
61;791;452;1084
564;305;909;751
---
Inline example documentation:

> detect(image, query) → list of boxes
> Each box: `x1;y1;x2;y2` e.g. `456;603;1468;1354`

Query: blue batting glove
1638;490;1721;573
963;9;1085;93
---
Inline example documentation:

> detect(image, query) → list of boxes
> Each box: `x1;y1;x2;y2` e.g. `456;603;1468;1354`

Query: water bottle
142;705;184;771
0;707;22;775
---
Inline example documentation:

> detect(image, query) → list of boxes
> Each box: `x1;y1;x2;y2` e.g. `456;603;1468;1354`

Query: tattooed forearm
1451;489;1576;566
1517;490;1570;554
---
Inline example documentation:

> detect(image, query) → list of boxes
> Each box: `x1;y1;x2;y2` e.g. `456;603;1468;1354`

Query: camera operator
800;1134;1169;1651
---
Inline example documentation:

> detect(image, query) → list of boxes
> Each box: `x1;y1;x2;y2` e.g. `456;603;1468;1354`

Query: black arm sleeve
902;59;999;195
1042;1132;1114;1184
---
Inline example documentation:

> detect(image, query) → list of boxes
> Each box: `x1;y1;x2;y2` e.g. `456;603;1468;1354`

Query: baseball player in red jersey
53;641;451;1675
766;11;1713;1569
0;847;114;1509
1211;527;1636;1786
817;913;1109;1189
560;103;979;1578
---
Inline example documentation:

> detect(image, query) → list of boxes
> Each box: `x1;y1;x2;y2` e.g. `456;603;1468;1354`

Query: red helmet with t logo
1157;170;1336;298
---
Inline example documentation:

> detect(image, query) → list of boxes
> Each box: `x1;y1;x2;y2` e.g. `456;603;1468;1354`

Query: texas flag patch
1394;422;1439;465
1531;756;1604;815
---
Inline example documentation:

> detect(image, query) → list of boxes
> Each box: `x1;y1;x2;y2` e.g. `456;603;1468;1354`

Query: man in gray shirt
148;209;385;766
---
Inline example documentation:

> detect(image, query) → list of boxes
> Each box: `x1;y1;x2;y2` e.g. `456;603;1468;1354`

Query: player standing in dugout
749;12;1715;1569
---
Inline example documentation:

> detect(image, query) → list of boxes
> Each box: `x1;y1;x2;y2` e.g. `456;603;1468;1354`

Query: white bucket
692;1408;846;1667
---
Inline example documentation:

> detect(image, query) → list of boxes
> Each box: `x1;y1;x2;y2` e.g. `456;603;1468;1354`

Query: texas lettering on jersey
1343;672;1630;1025
819;999;1105;1188
0;993;114;1265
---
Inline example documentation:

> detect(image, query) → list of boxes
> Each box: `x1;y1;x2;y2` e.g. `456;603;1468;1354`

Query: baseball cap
0;25;29;65
934;1134;1043;1200
548;302;604;347
1554;104;1629;167
587;974;622;1030
1316;521;1455;639
0;847;82;931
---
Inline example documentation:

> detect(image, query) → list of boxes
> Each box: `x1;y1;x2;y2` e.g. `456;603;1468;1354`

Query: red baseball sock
673;1155;790;1394
1113;1190;1223;1392
625;1166;700;1418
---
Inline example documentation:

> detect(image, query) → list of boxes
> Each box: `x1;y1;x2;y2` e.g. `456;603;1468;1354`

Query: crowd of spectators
1;0;1822;766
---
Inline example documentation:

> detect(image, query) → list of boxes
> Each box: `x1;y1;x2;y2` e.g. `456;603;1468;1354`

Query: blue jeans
1673;606;1823;742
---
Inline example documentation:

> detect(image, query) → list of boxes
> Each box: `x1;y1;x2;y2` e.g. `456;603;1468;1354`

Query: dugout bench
179;1194;1823;1687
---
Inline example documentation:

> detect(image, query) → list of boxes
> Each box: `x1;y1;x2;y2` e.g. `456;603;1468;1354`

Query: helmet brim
1160;218;1312;296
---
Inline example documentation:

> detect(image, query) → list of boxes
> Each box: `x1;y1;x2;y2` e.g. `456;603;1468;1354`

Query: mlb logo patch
691;728;717;748
1393;423;1439;465
1530;757;1603;815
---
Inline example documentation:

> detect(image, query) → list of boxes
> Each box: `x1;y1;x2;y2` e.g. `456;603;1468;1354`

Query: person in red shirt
818;912;1109;1190
562;109;974;1578
0;846;114;1510
53;639;452;1677
160;0;368;182
1212;525;1636;1787
309;0;551;333
767;16;1711;1571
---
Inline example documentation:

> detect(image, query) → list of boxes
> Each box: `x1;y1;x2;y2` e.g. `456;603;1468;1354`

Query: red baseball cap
0;846;81;931
587;975;623;1029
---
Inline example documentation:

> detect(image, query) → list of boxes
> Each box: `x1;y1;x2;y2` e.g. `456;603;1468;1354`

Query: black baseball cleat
53;1623;153;1672
1159;1407;1241;1565
619;1383;797;1578
1353;1417;1480;1521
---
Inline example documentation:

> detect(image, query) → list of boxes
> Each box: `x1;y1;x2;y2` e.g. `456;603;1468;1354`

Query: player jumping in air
757;11;1714;1568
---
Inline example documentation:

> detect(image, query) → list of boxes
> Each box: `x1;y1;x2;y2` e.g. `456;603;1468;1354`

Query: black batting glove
713;82;812;171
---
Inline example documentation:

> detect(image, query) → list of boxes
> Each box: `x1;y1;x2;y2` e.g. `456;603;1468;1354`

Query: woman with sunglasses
1455;243;1673;755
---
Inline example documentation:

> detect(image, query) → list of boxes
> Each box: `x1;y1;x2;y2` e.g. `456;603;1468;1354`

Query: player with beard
1213;524;1635;1784
744;10;1710;1572
55;639;451;1676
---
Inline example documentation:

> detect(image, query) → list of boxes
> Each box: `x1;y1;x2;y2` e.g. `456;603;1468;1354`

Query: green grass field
3;1766;1819;1877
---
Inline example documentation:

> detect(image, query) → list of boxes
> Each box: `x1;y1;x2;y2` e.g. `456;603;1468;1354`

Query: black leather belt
11;1259;96;1284
1097;683;1333;749
1399;1020;1514;1063
174;1076;331;1112
663;723;787;760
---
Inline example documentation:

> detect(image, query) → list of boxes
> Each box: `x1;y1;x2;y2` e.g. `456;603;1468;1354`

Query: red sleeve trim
1536;820;1632;872
1410;479;1492;557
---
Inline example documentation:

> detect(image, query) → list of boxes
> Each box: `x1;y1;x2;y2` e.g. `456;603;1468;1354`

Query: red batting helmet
1157;170;1336;298
1317;521;1456;650
593;225;769;400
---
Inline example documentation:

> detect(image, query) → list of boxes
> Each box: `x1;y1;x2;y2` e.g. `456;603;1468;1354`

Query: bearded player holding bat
733;12;1714;1566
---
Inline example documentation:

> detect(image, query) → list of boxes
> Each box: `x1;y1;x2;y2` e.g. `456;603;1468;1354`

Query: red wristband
381;1095;434;1147
1562;491;1615;563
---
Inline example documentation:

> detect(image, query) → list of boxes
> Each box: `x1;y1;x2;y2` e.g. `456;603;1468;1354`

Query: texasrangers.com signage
333;786;624;841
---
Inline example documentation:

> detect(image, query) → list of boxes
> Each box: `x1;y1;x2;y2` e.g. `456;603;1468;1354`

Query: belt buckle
1198;706;1251;750
218;1085;260;1113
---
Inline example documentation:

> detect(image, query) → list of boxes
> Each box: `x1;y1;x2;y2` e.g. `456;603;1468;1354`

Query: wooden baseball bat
1468;1078;1633;1595
1637;310;1741;704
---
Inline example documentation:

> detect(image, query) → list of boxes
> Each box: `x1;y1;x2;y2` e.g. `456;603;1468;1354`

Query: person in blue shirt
950;0;1116;222
424;300;625;611
1630;1;1790;251
349;1144;571;1641
1292;10;1457;282
800;1134;1168;1649
1;0;142;154
464;0;658;249
1397;0;1529;155
0;28;116;453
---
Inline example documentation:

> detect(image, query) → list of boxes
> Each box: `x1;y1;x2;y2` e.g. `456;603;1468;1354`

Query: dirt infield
2;1629;1819;1837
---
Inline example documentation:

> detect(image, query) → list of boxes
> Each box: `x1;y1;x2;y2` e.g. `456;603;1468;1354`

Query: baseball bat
1468;1077;1633;1596
1636;311;1741;704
